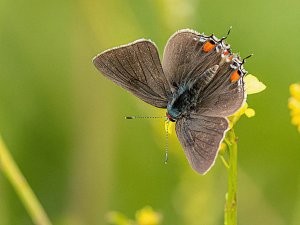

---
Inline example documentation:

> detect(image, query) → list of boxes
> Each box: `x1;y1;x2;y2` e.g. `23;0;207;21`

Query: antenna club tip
125;116;134;119
164;161;168;165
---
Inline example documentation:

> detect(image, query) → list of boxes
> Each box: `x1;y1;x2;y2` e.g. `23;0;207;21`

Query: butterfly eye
203;40;216;53
230;70;241;83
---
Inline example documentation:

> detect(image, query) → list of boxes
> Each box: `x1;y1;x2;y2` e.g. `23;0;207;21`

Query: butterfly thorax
166;83;200;122
166;65;221;122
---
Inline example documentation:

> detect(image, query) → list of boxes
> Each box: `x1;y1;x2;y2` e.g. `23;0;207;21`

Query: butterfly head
166;111;177;122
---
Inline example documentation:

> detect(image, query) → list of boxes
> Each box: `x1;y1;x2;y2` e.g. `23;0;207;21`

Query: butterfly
93;29;247;174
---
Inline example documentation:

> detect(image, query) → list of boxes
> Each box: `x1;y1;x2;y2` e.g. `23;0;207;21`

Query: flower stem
224;129;238;225
0;135;52;225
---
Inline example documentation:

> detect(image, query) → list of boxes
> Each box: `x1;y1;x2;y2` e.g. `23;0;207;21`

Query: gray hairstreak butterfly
93;29;247;174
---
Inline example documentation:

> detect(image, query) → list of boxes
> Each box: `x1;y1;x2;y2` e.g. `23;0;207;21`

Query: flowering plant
221;74;266;225
288;83;300;132
107;206;162;225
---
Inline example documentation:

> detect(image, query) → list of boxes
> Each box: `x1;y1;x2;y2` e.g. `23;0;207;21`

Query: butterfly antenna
165;119;169;164
125;116;166;119
125;115;169;163
221;26;232;41
242;53;254;64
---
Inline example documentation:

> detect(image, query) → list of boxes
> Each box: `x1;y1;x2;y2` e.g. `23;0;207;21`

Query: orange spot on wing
227;55;234;61
230;70;241;82
203;41;216;52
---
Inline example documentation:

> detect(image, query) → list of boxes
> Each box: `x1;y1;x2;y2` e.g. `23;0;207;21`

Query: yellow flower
218;142;228;155
290;83;300;101
244;74;266;95
164;120;174;134
228;74;265;127
245;108;255;118
106;211;132;225
135;206;162;225
288;83;300;132
107;206;162;225
228;102;256;128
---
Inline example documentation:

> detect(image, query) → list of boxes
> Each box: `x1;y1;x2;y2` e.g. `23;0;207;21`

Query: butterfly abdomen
166;65;220;121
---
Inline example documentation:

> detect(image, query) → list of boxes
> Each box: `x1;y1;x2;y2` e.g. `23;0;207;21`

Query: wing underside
93;39;171;108
176;114;229;174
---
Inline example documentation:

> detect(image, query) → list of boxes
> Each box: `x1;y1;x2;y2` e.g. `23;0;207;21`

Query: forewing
162;29;222;90
176;114;228;174
93;39;171;108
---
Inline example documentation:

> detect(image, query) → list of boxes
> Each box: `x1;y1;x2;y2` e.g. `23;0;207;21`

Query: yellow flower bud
245;108;255;118
136;206;162;225
219;142;227;155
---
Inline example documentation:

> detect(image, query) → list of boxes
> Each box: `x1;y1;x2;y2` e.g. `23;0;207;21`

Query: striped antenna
221;26;233;41
165;119;170;164
125;114;170;164
125;116;166;119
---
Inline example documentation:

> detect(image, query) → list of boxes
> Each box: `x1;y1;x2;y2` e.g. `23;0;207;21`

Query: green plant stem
224;129;238;225
0;135;52;225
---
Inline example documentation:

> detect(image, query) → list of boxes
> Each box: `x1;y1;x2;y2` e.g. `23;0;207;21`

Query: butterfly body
167;65;220;122
167;84;193;121
93;29;247;174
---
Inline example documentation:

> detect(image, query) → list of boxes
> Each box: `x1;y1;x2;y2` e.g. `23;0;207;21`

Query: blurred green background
1;0;300;224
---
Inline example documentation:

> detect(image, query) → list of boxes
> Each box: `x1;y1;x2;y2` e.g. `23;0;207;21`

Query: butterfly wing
175;114;229;174
197;66;246;117
162;29;219;89
163;29;246;117
93;39;171;108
